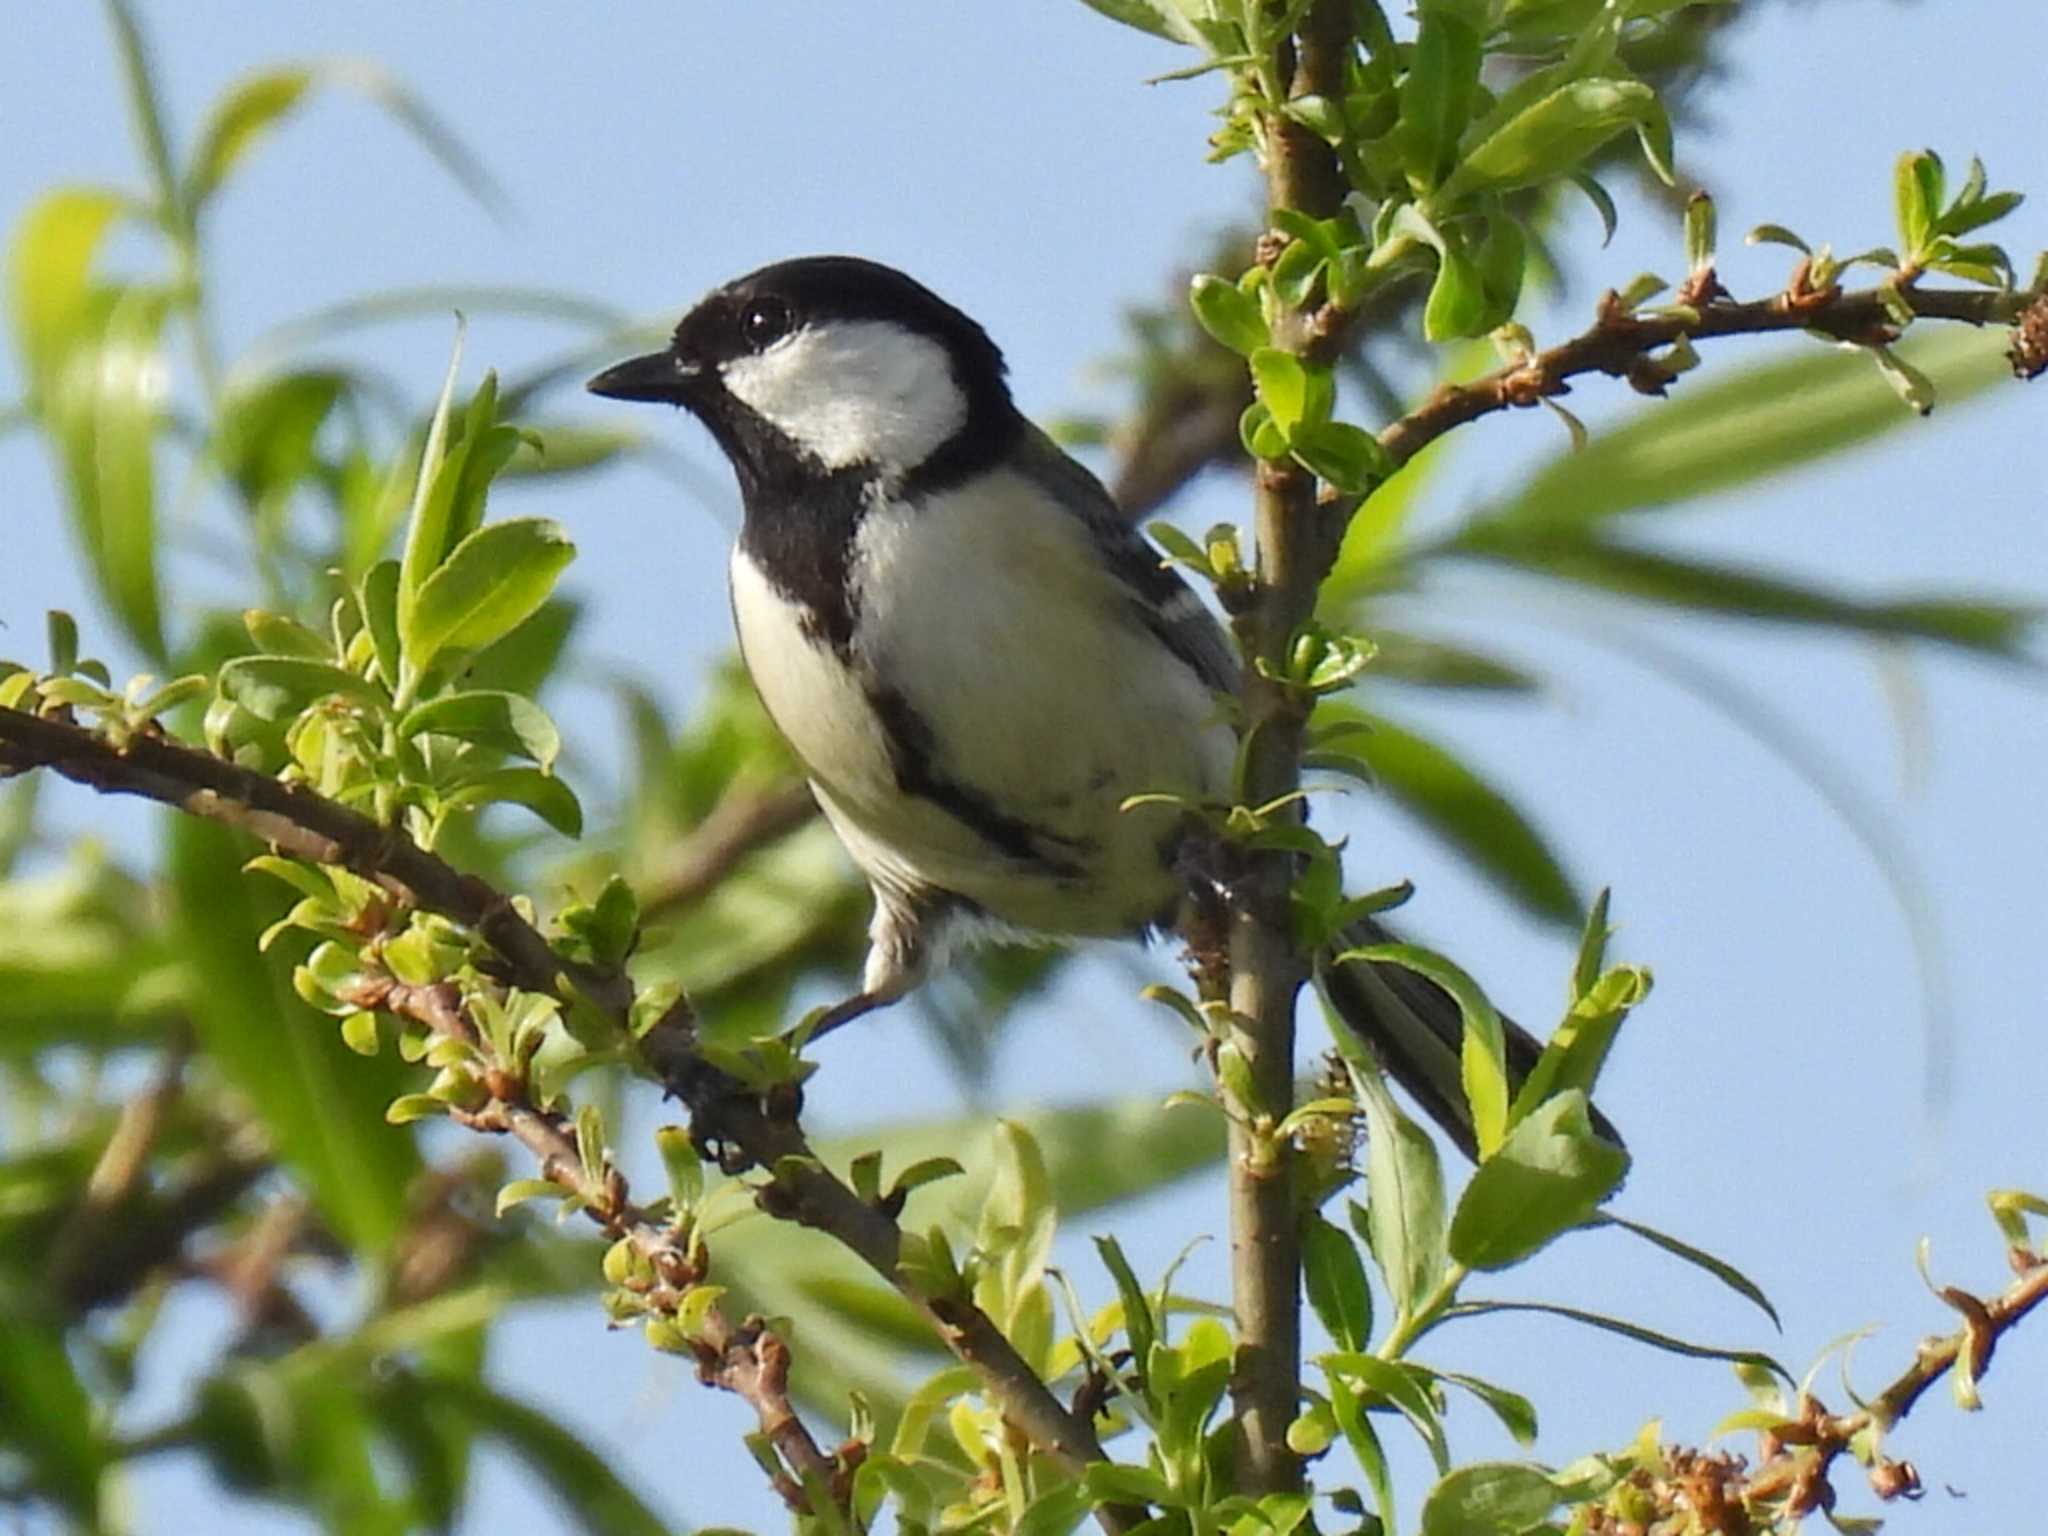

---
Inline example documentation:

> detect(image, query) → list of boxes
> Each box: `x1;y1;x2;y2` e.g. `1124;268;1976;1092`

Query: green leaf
187;58;507;220
1325;707;1579;928
1402;8;1483;187
1488;325;2013;529
1458;530;2037;658
1442;1298;1789;1378
243;609;334;662
1302;1214;1373;1351
1449;1092;1627;1269
1290;420;1390;494
39;283;173;659
1322;1353;1448;1469
170;816;419;1253
7;185;127;391
1423;245;1487;341
1331;1030;1448;1322
359;560;403;688
1325;1371;1396;1533
184;65;315;211
1189;273;1269;356
219;656;385;722
1343;939;1508;1158
0;1314;108;1520
1420;1462;1559;1536
1895;148;1941;256
442;767;584;837
1440;78;1658;202
215;369;347;525
1072;0;1197;44
1588;1214;1779;1327
410;1375;672;1536
1424;1371;1539;1447
1568;171;1619;246
397;332;471;618
1095;1235;1158;1385
402;518;575;685
399;690;561;770
1250;348;1312;434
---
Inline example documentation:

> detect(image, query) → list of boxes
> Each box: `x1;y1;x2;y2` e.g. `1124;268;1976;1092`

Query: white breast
730;470;1234;938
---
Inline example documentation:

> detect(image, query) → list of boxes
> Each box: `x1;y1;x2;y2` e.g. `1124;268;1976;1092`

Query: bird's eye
739;297;792;349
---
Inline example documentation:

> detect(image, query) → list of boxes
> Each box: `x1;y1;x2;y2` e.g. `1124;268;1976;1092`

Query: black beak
586;350;699;404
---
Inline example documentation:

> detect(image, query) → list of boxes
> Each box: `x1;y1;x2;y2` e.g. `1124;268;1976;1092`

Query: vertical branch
1222;0;1354;1496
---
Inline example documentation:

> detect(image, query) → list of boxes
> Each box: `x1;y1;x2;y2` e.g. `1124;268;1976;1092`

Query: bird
588;254;1591;1157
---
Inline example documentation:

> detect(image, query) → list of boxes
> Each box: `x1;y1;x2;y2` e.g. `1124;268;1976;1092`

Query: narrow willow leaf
1291;420;1389;494
1448;1092;1627;1270
1586;1214;1780;1327
40;284;173;659
1487;326;2011;528
1459;528;2036;658
1326;1371;1396;1534
1250;348;1311;434
1424;1370;1538;1446
1402;8;1483;187
410;1375;670;1536
1330;1024;1448;1322
7;186;127;390
171;818;419;1252
1443;1298;1789;1379
1423;245;1487;341
184;65;316;211
1323;1352;1449;1470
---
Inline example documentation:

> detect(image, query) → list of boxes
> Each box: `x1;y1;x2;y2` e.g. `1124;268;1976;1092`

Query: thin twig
351;975;854;1516
1373;271;2035;475
639;779;818;922
1742;1251;2048;1517
0;704;1132;1527
1575;1250;2048;1532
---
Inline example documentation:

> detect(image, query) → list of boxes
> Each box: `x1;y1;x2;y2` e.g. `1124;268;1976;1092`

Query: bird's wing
1013;423;1240;694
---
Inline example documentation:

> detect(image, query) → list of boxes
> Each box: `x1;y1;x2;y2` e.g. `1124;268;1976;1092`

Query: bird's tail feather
1317;914;1622;1161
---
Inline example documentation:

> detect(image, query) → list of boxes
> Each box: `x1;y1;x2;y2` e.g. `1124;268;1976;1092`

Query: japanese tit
590;255;1587;1156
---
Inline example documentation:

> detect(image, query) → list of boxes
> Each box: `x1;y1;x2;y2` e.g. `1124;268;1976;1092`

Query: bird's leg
783;889;930;1045
1172;830;1236;1006
802;988;890;1042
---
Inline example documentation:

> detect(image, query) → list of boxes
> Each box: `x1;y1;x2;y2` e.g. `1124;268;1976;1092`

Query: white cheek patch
721;321;966;472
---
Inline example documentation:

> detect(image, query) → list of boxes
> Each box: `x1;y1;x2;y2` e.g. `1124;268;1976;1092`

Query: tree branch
349;975;854;1516
1215;0;1358;1497
1372;270;2037;476
0;703;1133;1529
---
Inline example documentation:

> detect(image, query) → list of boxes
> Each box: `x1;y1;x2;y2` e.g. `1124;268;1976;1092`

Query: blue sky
4;4;2045;1532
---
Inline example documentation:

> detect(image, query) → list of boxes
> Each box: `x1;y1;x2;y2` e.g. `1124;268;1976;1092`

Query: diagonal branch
0;703;1131;1528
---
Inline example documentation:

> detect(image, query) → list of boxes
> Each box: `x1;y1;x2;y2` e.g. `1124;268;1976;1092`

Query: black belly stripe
867;685;1093;878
